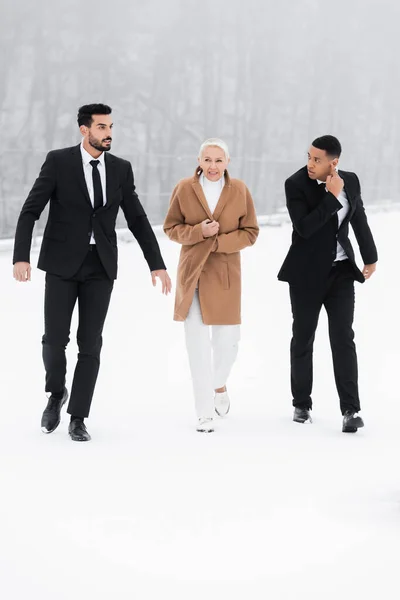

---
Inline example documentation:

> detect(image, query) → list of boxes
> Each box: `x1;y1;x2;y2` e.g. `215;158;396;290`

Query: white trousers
184;290;240;418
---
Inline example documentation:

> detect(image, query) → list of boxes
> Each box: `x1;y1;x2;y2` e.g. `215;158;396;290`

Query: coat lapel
191;169;232;221
213;171;232;221
71;145;92;207
191;169;213;220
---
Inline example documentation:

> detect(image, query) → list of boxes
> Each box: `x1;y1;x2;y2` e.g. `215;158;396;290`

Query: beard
88;132;112;152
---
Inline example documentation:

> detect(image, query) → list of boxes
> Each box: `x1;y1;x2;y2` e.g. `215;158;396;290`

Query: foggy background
0;0;398;238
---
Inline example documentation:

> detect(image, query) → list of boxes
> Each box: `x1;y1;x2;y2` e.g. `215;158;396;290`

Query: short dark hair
77;104;112;127
312;135;342;158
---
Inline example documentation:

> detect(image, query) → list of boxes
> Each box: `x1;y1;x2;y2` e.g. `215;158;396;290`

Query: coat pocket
43;222;67;242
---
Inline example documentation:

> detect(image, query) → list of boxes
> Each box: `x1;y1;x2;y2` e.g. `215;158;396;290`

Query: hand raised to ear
326;169;344;198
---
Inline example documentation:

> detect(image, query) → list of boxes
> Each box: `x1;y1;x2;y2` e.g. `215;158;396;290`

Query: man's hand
13;262;31;282
151;270;172;295
201;219;219;238
326;168;344;198
362;263;377;280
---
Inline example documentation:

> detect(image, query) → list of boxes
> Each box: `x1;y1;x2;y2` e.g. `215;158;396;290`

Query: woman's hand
201;219;219;238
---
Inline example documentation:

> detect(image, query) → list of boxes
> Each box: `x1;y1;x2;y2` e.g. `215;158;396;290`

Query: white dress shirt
318;178;350;261
80;142;107;244
199;172;224;215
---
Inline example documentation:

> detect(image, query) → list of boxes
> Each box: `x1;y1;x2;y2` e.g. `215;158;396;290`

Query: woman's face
198;146;229;181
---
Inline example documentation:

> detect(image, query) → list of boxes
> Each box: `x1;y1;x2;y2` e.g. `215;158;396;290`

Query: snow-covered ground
1;210;399;599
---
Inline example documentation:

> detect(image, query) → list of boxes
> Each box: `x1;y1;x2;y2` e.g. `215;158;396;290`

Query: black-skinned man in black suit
278;135;377;433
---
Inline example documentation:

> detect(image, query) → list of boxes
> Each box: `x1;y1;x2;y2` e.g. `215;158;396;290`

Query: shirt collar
80;141;105;167
200;172;224;188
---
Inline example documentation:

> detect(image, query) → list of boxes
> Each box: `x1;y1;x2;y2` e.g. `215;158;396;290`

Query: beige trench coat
163;169;259;325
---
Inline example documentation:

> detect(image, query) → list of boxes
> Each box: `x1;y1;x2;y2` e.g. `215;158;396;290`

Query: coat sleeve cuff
325;192;342;215
193;223;205;243
148;258;167;271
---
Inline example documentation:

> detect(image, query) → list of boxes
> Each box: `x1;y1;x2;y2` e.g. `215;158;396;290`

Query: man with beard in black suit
13;103;171;441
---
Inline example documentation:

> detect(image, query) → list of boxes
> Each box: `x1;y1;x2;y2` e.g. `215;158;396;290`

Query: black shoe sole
41;392;69;434
342;417;364;433
342;423;364;433
69;434;91;442
342;426;358;433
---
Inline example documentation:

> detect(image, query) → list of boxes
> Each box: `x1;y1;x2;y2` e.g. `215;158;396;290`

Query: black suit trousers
289;260;360;415
42;246;114;417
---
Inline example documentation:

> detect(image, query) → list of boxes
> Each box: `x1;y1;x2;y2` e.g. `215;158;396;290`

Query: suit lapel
340;170;354;207
339;170;354;229
71;145;92;207
104;153;118;209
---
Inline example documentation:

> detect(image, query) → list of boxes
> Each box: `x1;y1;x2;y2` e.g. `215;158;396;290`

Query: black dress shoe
293;407;312;423
68;419;91;442
342;410;364;433
41;388;69;433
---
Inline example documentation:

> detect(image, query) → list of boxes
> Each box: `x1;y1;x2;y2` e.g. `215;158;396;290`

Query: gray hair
198;138;230;160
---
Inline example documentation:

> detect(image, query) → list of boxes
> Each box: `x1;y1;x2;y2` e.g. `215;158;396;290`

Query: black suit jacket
13;145;166;279
277;166;378;287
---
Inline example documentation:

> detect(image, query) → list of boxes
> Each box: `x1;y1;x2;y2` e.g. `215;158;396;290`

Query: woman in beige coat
163;138;259;432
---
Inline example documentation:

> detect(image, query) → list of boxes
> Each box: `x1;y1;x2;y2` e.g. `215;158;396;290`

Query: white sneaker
196;417;215;433
214;391;230;417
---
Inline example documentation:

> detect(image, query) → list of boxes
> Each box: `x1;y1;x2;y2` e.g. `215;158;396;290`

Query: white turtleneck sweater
199;172;224;215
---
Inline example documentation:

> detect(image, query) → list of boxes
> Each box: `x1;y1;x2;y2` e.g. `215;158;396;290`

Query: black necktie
90;159;103;211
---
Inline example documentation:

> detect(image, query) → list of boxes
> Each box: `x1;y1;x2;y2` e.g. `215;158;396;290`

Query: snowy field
1;210;399;599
